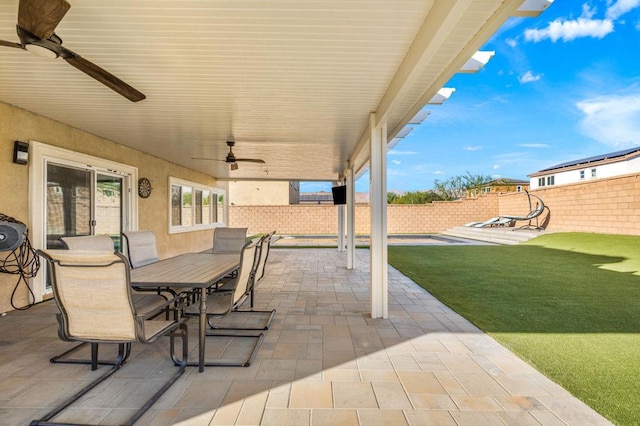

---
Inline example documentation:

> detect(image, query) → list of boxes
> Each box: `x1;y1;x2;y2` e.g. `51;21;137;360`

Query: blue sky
301;0;640;193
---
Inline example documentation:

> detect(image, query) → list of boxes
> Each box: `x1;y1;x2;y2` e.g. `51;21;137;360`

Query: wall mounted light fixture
13;141;29;165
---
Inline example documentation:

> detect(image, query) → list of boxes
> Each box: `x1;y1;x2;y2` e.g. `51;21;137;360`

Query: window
482;186;490;193
547;176;555;186
538;177;546;187
169;177;225;233
591;168;597;178
516;185;522;192
579;170;585;179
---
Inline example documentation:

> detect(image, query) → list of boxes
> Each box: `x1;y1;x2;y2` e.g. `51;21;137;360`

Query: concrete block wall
229;174;640;237
229;194;498;235
523;173;640;235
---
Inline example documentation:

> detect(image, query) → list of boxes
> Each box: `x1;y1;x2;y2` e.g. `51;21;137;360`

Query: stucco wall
0;101;220;312
229;194;498;235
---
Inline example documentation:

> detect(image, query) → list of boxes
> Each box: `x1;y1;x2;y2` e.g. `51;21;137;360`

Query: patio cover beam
348;0;473;173
348;0;529;174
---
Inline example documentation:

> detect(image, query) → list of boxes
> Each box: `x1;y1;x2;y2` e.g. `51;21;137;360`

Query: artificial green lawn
388;233;640;425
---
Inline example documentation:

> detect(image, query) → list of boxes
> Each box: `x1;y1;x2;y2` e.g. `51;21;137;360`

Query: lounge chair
465;217;501;228
473;217;514;228
34;250;188;426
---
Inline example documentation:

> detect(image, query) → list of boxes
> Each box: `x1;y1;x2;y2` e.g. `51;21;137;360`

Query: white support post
337;203;345;253
346;166;356;269
369;113;388;319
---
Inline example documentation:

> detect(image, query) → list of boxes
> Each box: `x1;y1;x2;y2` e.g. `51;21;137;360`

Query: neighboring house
529;146;640;189
228;181;300;205
468;178;529;197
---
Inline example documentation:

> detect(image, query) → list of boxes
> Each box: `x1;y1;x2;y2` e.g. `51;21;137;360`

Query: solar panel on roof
538;146;640;172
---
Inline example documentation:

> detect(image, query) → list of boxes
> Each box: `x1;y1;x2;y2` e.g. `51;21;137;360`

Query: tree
387;190;446;204
433;171;492;200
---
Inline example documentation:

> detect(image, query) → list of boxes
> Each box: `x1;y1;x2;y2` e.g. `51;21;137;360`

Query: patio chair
52;235;169;369
207;237;275;331
253;231;275;284
122;230;192;302
60;234;114;251
122;230;160;268
185;239;265;366
212;227;248;254
34;250;188;426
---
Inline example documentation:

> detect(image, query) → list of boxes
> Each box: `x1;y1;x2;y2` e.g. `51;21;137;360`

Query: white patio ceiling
0;0;549;182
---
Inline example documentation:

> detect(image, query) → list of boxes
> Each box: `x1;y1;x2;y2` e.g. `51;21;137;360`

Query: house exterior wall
229;194;498;235
0;101;220;312
530;156;640;189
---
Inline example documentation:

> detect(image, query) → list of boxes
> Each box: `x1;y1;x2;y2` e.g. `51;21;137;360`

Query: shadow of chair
34;250;188;426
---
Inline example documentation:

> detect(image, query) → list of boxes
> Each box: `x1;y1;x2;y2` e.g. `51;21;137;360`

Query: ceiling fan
192;141;266;171
0;0;145;102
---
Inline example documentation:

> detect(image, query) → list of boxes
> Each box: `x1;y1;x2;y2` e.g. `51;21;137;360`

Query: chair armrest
137;294;187;321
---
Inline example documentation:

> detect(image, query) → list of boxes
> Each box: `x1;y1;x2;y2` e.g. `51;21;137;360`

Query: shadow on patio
0;249;610;425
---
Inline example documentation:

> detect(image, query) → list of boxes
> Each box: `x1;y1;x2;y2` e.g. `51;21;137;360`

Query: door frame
28;141;138;302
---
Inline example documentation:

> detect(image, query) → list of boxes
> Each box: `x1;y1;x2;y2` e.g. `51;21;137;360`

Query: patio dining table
130;252;239;372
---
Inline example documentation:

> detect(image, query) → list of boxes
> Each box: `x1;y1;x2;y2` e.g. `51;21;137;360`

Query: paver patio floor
0;248;610;425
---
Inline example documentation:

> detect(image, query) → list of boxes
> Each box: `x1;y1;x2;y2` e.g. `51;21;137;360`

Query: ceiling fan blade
0;40;24;49
191;157;225;162
18;0;70;40
235;158;266;164
64;53;146;102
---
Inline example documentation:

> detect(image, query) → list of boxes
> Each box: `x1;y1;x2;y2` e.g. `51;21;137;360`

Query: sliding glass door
30;141;138;302
46;164;125;250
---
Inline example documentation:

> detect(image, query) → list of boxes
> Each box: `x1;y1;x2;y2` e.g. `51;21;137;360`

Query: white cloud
525;17;613;42
464;146;482;151
432;170;445;175
518;143;550;148
506;38;518;47
492;164;500;170
388;150;418;156
576;91;640;148
518;71;542;83
607;0;640;19
524;1;640;43
525;3;614;43
391;160;402;165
